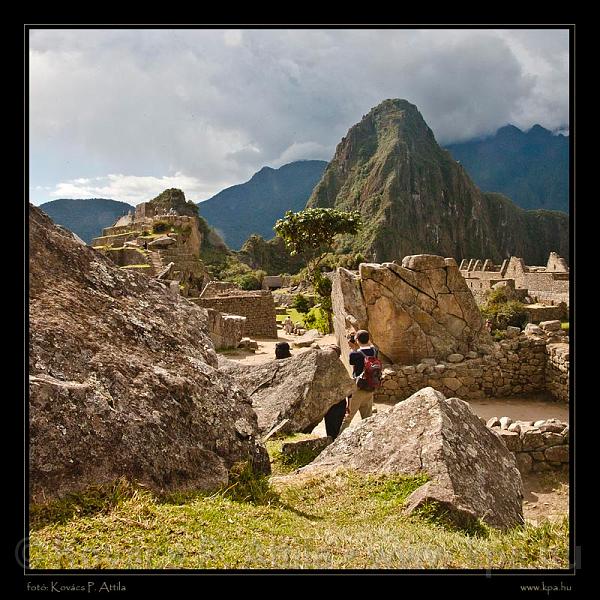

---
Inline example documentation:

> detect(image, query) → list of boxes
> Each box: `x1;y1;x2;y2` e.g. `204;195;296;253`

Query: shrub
303;306;330;334
291;294;312;313
481;288;529;330
234;273;261;290
152;220;171;234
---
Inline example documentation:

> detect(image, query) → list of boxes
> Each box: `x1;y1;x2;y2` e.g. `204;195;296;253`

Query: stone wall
523;303;567;324
460;253;570;307
200;281;241;298
205;308;246;350
104;247;150;267
546;343;569;403
332;256;492;367
375;328;569;404
191;291;278;338
488;418;569;474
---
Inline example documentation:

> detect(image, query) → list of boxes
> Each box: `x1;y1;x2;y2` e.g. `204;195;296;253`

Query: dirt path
522;470;569;524
217;331;337;365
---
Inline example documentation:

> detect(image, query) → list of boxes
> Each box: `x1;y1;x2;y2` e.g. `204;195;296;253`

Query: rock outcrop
306;98;569;264
299;387;524;530
332;257;492;364
220;348;355;436
29;205;269;503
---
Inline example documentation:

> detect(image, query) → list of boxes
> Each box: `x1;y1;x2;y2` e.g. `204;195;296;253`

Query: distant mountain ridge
306;99;568;265
445;124;569;213
197;160;327;250
39;198;134;244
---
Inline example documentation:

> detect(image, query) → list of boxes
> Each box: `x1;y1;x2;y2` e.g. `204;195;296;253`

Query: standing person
283;315;294;335
339;330;378;432
321;344;349;439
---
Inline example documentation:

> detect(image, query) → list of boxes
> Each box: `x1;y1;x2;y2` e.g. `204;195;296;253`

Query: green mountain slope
307;99;569;264
39;198;134;244
197;160;327;250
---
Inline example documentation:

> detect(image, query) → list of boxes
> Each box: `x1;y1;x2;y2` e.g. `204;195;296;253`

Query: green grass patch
266;434;326;475
275;308;305;324
561;322;569;332
29;469;569;569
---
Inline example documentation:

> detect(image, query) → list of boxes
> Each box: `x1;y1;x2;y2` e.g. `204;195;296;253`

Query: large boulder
332;258;492;365
292;329;322;348
29;205;269;503
220;348;355;436
298;387;523;530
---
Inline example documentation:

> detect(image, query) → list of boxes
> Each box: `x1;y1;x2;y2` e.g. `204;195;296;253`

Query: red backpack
357;348;383;390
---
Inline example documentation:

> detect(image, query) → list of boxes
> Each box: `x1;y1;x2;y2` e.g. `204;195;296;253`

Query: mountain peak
497;124;524;138
306;100;569;264
148;188;198;217
528;124;552;137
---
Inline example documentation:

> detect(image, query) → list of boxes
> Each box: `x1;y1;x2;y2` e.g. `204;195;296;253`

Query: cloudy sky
29;28;570;206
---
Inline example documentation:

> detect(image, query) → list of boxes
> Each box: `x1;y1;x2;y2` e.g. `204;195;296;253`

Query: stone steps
148;251;164;276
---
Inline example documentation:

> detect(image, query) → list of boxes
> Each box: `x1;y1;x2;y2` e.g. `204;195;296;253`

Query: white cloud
223;29;243;47
48;172;226;205
270;141;332;167
29;28;570;201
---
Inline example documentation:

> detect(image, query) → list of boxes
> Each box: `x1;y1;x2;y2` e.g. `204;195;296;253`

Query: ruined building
91;189;209;297
459;252;569;309
191;282;278;338
90;188;279;345
332;254;569;406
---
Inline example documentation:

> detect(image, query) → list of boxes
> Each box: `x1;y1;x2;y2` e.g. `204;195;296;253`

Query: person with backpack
339;329;382;432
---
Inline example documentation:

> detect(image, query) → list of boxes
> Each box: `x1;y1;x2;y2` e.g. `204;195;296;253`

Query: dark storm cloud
29;28;569;204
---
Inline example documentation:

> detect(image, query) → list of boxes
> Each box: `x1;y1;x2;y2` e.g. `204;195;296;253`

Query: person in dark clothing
325;397;348;439
340;330;377;432
275;341;292;359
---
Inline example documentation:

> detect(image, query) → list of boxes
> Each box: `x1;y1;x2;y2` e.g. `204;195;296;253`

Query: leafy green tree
274;208;362;331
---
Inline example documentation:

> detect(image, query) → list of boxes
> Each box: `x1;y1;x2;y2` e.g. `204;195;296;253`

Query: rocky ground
220;331;569;525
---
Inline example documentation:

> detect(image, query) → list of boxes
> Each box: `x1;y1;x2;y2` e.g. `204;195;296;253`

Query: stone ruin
459;252;569;314
191;282;278;338
89;188;272;350
332;254;491;366
331;255;569;406
91;189;209;297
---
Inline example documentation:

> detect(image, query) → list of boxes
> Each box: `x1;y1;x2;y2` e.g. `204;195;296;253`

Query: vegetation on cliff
307;99;569;264
197;160;328;250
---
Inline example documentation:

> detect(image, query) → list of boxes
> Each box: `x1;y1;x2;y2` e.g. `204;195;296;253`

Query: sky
29;28;570;207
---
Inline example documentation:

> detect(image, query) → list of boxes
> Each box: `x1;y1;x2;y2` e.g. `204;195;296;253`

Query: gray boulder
298;387;523;530
221;347;355;436
29;205;269;503
331;258;491;366
292;329;322;348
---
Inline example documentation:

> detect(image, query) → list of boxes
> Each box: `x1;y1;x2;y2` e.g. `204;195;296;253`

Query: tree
274;208;362;331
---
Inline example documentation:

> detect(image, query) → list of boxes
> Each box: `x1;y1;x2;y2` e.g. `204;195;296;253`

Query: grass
29;461;569;569
561;322;569;332
275;308;305;324
266;433;328;475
